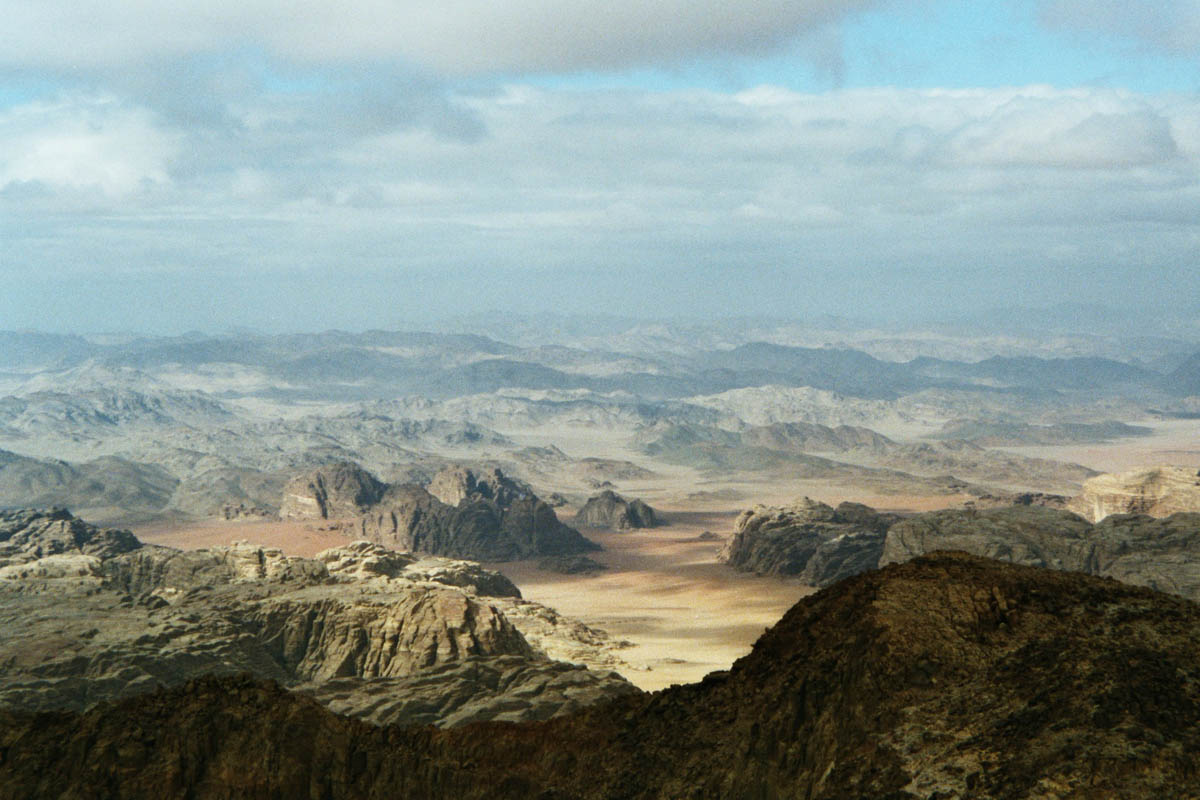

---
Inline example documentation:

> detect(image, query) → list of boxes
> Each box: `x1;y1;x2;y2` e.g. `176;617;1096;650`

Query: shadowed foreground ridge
3;552;1200;799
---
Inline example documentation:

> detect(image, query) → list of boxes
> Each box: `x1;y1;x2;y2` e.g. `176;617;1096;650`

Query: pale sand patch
132;519;354;557
996;418;1200;474
487;510;814;692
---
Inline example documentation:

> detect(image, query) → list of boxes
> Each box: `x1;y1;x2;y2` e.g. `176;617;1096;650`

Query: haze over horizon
2;1;1199;333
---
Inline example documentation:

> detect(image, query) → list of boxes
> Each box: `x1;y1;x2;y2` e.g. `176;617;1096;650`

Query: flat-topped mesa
720;497;898;585
280;461;386;520
1068;464;1200;522
575;489;660;530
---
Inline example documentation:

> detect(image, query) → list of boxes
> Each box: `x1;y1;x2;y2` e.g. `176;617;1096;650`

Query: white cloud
0;0;878;73
2;82;1199;328
0;96;178;196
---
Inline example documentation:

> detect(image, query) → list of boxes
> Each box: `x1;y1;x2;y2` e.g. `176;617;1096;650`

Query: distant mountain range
4;329;1195;402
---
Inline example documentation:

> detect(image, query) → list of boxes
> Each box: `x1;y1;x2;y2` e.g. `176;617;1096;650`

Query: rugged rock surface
283;463;599;561
575;489;659;530
0;510;632;726
358;477;599;562
1068;464;1200;521
427;465;526;508
305;655;639;728
3;553;1199;799
882;504;1200;602
0;507;141;565
720;497;898;585
279;461;387;520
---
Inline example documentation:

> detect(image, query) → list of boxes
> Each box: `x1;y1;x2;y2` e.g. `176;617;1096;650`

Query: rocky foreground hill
723;497;1200;601
282;462;599;560
2;553;1198;799
0;509;635;726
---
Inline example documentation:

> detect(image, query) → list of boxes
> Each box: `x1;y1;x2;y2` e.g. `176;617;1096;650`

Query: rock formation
0;509;634;726
881;504;1200;602
720;497;898;585
283;463;599;561
1068;464;1200;521
575;489;660;530
3;553;1199;799
279;461;386;519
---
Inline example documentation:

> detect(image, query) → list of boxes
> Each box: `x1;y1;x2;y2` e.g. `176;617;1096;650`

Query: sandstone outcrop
1068;464;1200;521
0;507;140;566
0;509;633;726
575;489;660;529
279;461;386;520
4;553;1199;799
359;476;599;561
882;504;1200;602
305;655;639;728
720;497;898;585
283;463;599;561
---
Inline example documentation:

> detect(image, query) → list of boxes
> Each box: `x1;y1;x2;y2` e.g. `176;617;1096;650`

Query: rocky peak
721;497;898;584
427;465;528;508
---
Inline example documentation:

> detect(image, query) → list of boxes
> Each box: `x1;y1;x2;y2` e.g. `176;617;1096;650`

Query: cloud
0;0;878;74
0;96;178;197
2;82;1199;329
1039;0;1200;55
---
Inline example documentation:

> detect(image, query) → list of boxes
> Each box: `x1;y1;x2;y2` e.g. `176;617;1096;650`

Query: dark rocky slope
3;553;1199;799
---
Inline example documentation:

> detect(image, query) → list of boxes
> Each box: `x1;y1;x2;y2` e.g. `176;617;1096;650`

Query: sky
1;0;1199;334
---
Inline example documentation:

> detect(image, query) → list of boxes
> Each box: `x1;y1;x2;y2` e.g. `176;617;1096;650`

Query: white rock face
1069;465;1200;522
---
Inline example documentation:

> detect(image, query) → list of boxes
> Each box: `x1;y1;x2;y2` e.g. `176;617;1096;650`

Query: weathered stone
576;489;660;530
1069;464;1200;521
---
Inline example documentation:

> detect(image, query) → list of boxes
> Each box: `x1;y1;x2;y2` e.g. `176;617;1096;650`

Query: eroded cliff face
3;553;1199;799
0;510;635;727
1068;465;1200;522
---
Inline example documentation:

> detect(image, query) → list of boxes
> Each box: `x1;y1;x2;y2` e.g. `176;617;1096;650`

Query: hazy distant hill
1167;351;1200;396
909;355;1159;391
0;450;177;521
